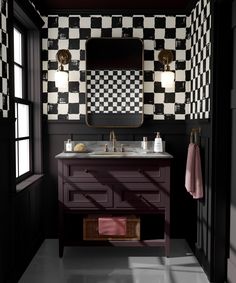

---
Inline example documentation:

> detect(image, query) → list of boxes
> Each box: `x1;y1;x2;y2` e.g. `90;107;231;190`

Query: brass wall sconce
55;49;71;90
158;49;175;88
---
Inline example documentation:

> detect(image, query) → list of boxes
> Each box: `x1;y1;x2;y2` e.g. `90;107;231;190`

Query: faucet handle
120;144;124;152
104;144;108;152
109;130;115;141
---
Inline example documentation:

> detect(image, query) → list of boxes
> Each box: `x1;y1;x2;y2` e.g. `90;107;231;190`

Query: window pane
15;103;18;138
15;142;19;178
18;103;29;138
14;65;23;98
19;139;30;176
14;28;22;65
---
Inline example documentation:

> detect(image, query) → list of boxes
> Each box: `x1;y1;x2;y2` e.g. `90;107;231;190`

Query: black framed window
13;25;32;181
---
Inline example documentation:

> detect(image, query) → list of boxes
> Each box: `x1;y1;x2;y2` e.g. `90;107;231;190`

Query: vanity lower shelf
60;213;167;255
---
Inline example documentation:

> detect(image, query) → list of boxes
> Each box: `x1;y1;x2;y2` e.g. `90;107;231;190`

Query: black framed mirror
86;38;144;128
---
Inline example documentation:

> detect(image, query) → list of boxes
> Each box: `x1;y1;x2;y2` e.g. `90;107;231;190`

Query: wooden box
83;216;140;241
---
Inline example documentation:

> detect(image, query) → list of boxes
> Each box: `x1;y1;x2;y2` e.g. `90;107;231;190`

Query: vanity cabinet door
108;167;165;183
114;182;166;210
63;161;108;182
63;183;113;209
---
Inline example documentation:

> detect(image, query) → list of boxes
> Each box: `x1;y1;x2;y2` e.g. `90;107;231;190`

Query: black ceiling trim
43;8;189;16
185;0;199;14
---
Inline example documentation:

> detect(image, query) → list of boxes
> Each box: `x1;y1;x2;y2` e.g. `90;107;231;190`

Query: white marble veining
56;141;173;159
19;239;210;283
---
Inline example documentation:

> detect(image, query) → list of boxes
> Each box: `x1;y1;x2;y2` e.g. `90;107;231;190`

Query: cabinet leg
165;208;170;258
59;240;64;258
165;241;170;257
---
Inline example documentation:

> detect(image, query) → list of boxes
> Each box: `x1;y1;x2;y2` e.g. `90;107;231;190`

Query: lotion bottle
154;132;163;153
65;139;72;152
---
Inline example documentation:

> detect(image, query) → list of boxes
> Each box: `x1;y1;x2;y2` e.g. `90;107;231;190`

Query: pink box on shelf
98;217;127;236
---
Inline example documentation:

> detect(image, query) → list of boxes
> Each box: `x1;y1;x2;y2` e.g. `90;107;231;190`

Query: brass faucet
109;130;117;152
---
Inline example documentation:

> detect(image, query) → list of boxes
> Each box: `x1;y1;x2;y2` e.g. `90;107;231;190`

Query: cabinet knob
84;169;89;173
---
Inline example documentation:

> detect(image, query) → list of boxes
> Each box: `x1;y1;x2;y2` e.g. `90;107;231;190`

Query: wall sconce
158;49;175;88
55;49;71;90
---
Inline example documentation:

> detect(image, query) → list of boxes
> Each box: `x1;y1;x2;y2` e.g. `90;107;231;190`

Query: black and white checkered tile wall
187;0;211;119
42;14;188;121
0;0;9;118
42;0;211;121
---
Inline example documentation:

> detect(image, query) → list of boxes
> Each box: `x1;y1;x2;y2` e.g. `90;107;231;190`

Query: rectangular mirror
86;38;144;128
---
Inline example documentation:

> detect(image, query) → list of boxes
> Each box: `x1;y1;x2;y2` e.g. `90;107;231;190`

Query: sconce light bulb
161;71;175;88
55;70;69;90
55;49;71;90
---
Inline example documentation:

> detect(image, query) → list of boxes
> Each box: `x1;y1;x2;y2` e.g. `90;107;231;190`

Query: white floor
19;239;210;283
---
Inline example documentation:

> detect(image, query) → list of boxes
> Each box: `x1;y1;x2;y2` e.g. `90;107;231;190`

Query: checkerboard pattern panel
42;7;212;121
187;0;211;120
0;0;9;118
87;70;143;114
42;14;189;121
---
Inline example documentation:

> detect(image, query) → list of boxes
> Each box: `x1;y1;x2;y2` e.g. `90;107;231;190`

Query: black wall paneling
227;0;236;282
13;178;44;283
186;1;232;282
209;0;232;282
0;118;14;283
185;120;212;276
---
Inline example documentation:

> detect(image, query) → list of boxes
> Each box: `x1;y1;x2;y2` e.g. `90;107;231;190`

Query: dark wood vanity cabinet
57;158;171;257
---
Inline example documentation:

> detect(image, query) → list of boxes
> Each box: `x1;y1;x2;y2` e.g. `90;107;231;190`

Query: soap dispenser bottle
65;139;72;152
154;132;163;153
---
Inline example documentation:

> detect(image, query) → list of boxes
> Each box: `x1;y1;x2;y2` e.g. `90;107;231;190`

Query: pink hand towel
98;217;127;236
185;143;203;199
185;143;196;193
193;145;203;199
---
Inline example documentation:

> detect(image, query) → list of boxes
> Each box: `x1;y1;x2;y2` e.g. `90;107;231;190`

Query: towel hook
190;128;201;144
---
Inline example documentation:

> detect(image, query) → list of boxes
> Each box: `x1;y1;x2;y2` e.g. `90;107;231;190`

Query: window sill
16;174;44;193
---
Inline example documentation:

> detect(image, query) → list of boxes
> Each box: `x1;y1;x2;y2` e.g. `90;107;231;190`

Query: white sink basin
89;151;135;157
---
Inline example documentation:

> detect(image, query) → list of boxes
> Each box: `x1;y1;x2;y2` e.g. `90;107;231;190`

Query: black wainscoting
228;0;236;282
0;118;14;283
185;120;212;277
0;118;44;283
13;178;44;283
43;119;198;248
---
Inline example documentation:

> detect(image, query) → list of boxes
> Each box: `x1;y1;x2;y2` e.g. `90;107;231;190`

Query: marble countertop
55;141;173;159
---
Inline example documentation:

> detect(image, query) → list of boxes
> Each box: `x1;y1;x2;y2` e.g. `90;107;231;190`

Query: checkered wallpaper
0;0;9;118
186;0;211;119
42;0;211;121
42;14;188;121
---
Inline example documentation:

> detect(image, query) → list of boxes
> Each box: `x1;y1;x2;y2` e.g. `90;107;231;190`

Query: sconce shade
161;71;175;88
55;69;69;89
55;49;71;90
158;49;175;88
